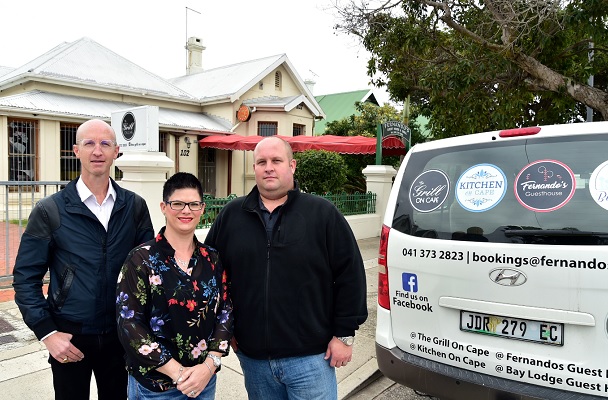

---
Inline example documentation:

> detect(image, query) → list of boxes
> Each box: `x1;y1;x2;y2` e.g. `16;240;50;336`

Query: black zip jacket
205;184;367;359
12;178;154;339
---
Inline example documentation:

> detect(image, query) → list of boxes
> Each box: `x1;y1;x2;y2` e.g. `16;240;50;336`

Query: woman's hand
177;361;214;397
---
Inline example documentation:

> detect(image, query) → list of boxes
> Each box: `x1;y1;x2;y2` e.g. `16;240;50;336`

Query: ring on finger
189;390;196;396
62;357;69;363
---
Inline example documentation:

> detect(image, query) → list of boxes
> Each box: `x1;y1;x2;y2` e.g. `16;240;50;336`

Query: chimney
186;36;205;75
304;78;316;94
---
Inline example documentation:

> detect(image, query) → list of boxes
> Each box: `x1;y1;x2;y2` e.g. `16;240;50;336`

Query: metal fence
196;192;376;228
1;181;69;286
0;183;376;285
314;192;377;216
198;194;238;228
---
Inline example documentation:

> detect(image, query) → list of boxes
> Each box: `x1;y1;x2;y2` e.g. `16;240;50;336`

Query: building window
258;122;278;137
159;132;167;153
60;123;79;181
8;119;37;182
199;147;216;197
275;71;282;90
293;124;305;136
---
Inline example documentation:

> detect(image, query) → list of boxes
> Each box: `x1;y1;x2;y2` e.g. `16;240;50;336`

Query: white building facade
0;37;324;199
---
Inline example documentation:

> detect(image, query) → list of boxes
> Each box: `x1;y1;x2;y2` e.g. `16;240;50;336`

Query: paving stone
0;334;16;345
0;317;14;334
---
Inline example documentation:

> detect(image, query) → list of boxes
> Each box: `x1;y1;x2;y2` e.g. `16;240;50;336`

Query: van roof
411;121;608;152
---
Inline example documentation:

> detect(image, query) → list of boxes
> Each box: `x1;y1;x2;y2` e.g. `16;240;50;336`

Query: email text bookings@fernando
401;248;608;269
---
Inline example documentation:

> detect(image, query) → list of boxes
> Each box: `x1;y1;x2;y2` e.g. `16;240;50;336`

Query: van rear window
392;134;608;245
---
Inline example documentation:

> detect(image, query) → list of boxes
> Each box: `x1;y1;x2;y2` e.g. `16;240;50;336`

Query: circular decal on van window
409;170;450;213
589;160;608;210
515;160;575;212
455;164;507;212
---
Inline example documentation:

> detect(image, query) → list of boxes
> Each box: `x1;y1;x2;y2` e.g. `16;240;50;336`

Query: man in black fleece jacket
205;136;367;400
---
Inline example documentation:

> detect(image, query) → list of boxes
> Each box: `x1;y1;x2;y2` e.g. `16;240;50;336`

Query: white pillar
115;152;174;233
362;165;397;224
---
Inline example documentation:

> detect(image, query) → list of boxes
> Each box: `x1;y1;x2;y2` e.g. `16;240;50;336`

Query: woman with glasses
117;172;233;399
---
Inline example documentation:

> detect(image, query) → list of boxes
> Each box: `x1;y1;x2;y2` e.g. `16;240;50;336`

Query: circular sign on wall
121;112;136;141
589;160;608;210
514;160;575;212
236;105;252;122
455;164;507;212
409;170;450;213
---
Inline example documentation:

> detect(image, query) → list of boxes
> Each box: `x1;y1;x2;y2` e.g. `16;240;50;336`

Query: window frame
8;118;38;183
293;123;305;136
258;121;278;137
60;123;79;181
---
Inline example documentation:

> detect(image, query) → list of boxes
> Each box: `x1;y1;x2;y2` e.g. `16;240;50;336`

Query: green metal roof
314;89;378;134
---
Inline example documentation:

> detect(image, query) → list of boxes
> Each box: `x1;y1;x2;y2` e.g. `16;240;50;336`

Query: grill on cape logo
121;112;136;141
409;170;449;213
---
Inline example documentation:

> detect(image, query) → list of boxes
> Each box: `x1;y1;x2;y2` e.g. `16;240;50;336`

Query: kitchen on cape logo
455;164;507;212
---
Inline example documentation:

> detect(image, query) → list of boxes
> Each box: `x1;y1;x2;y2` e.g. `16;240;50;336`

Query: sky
0;0;392;105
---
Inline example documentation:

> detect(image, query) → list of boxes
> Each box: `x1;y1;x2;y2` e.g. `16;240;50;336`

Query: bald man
13;119;154;399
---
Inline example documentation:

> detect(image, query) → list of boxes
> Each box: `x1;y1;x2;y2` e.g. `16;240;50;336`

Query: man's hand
324;336;352;368
42;332;84;363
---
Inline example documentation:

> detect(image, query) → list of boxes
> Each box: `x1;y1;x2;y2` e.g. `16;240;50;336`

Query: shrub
294;150;347;193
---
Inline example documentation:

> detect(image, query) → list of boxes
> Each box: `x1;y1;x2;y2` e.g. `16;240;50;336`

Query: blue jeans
236;351;337;400
127;374;216;399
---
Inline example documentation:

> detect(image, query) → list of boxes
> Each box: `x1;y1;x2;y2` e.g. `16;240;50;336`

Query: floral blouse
116;227;233;392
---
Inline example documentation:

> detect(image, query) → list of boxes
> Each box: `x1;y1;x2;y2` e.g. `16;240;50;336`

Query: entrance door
198;148;216;196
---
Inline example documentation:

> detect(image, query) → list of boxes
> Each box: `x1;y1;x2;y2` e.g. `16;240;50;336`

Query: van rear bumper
375;343;604;400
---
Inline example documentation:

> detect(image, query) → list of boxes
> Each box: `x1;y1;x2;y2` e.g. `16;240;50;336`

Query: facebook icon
402;273;419;293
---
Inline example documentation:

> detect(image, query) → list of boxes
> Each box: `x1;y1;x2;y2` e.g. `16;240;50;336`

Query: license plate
460;311;564;346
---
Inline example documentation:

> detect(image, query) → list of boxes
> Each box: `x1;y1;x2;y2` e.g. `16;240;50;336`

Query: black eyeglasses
165;201;204;211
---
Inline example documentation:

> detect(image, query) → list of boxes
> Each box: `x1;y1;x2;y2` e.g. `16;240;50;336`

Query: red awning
198;134;406;156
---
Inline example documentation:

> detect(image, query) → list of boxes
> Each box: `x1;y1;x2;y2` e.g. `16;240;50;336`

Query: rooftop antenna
309;69;319;78
185;7;201;70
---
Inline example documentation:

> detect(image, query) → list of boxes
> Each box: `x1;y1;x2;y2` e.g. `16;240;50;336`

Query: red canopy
198;134;406;156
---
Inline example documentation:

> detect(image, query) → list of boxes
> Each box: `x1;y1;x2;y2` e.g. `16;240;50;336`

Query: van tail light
499;127;541;138
378;224;391;309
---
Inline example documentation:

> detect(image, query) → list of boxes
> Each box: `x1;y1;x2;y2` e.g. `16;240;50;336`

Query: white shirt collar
76;177;116;205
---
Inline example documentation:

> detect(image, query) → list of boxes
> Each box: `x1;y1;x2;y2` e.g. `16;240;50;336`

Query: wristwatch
337;336;355;346
207;353;222;369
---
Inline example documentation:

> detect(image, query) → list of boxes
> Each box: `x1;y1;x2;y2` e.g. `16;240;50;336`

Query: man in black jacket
205;136;367;400
12;119;154;400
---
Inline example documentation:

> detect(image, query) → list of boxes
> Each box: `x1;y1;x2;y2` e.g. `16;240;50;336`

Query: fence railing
198;194;238;229
314;192;377;216
196;191;376;228
1;181;70;286
0;183;376;284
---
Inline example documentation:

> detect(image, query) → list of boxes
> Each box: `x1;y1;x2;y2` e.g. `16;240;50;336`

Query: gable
170;54;286;101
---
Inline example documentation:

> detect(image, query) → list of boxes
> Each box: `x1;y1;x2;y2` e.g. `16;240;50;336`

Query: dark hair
163;172;203;202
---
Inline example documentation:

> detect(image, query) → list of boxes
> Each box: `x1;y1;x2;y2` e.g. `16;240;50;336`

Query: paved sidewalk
0;237;381;399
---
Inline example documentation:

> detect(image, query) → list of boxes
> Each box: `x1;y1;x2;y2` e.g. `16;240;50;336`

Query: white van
376;122;608;399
